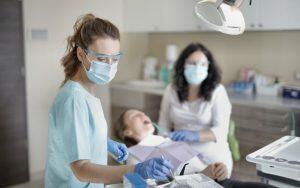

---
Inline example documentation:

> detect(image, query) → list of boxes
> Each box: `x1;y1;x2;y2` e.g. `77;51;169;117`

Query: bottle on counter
160;44;178;87
143;56;158;81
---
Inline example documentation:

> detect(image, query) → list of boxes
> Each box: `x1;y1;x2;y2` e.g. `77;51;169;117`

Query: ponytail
60;13;120;86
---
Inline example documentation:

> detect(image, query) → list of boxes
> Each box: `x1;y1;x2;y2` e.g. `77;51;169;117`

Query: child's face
123;109;155;142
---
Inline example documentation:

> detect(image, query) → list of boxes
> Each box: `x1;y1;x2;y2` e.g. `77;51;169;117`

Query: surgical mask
184;64;208;85
83;58;118;85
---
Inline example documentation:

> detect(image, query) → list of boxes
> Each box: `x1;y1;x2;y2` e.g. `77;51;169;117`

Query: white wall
23;0;123;179
113;33;149;83
148;31;300;84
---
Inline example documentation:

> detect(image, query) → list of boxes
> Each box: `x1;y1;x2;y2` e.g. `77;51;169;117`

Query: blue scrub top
45;80;108;188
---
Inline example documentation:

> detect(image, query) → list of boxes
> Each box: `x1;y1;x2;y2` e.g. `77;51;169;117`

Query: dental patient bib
127;135;207;175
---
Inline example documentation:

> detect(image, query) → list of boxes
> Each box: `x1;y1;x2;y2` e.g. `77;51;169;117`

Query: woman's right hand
168;130;200;142
134;157;174;181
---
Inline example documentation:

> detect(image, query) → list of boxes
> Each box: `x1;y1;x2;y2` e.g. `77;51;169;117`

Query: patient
114;109;276;188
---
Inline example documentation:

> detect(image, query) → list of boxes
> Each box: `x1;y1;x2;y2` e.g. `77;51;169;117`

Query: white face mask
80;46;121;85
83;57;118;85
184;64;208;85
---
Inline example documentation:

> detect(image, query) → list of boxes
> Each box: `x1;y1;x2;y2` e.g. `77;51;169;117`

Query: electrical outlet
31;28;48;41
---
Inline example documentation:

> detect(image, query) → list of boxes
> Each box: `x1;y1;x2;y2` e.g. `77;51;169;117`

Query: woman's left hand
168;130;199;142
107;138;129;162
213;162;228;181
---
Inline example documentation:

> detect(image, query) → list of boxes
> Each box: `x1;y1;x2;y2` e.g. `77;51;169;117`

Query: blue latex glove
134;157;174;181
107;138;128;163
169;130;199;142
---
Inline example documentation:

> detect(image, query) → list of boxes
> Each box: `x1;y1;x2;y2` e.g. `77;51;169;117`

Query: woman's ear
76;47;85;63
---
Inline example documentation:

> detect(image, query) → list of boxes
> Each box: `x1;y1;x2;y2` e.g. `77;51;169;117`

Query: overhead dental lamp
195;0;252;35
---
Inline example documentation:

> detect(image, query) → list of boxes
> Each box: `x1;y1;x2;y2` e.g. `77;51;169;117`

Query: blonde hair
61;13;120;86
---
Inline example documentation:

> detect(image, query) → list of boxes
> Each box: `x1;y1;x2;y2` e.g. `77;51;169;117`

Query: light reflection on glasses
84;48;123;65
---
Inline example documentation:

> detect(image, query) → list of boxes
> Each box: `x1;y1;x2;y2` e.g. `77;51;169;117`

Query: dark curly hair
173;43;221;102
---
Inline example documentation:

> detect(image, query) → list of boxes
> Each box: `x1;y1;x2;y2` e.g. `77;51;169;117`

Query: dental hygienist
45;14;173;188
158;43;233;176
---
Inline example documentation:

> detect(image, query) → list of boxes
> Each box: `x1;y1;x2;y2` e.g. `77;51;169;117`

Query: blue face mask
184;64;208;85
83;59;118;85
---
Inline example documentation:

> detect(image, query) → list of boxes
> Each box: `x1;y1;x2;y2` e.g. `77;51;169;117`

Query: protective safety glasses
84;48;123;65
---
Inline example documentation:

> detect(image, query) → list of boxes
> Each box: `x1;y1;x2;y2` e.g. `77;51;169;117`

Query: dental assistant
158;43;233;176
45;14;173;188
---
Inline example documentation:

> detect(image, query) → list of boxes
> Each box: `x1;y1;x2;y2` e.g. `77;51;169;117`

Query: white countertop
110;83;165;96
228;92;300;111
110;83;300;111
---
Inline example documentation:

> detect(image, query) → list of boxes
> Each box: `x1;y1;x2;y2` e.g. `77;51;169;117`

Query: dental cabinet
110;83;163;126
110;83;300;181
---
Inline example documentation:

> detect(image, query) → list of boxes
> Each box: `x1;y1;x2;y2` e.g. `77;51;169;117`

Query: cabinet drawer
262;108;290;124
236;127;285;146
232;104;290;124
232;105;264;119
232;116;290;134
232;159;258;182
230;104;294;182
238;140;262;157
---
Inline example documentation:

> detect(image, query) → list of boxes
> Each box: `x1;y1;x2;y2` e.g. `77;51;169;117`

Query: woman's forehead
124;110;143;129
88;37;120;55
187;50;207;61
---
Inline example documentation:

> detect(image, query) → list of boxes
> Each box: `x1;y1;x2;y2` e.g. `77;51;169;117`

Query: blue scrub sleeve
60;94;91;163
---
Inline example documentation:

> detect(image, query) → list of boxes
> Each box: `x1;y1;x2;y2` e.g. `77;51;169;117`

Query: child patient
114;109;276;188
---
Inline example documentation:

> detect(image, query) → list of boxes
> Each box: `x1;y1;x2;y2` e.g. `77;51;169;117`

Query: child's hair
114;110;159;147
61;13;120;86
114;111;138;147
